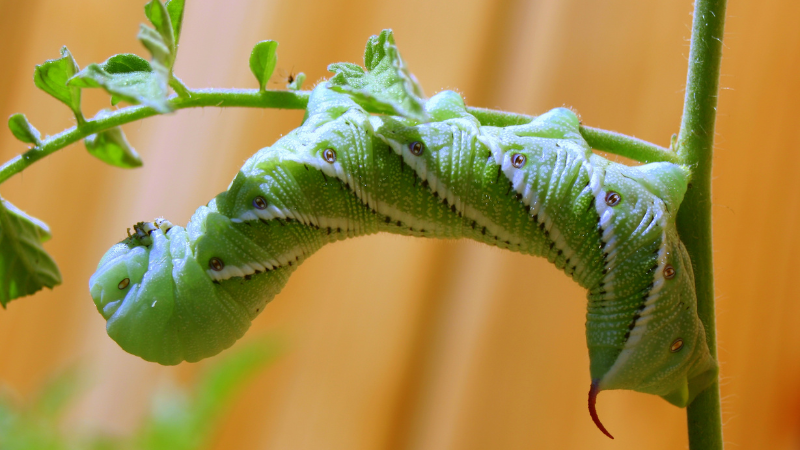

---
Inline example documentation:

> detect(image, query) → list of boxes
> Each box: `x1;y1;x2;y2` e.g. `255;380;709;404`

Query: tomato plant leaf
7;113;42;145
85;122;143;169
33;46;82;118
327;29;428;121
68;54;171;113
0;198;61;307
144;0;176;59
165;0;186;47
249;40;278;91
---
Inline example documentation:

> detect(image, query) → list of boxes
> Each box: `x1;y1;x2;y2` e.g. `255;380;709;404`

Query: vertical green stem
676;0;727;449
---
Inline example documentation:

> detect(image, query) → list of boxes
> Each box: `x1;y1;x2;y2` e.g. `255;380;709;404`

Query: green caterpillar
89;32;716;438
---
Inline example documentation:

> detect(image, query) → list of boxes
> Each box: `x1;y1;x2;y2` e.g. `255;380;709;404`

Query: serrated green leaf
7;114;41;145
363;34;381;71
327;29;428;121
0;198;62;307
68;54;171;113
327;62;364;78
33;46;82;118
249;40;278;91
85;125;143;169
287;72;305;91
165;0;186;46
137;24;175;107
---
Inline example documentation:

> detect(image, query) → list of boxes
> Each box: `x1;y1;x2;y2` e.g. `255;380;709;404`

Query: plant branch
169;75;192;98
466;107;678;163
0;89;310;185
579;126;679;164
1;87;678;186
467;106;534;126
676;0;727;449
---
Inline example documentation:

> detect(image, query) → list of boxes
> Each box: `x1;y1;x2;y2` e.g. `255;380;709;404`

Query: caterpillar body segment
90;85;716;415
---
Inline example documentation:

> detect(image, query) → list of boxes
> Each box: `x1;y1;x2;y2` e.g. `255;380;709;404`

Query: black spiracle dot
664;264;676;279
604;191;622;207
670;338;684;353
322;148;337;163
409;141;424;156
118;278;130;290
209;257;224;272
253;196;268;210
511;153;526;168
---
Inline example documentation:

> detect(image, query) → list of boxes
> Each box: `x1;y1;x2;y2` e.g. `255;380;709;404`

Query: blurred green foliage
0;337;280;450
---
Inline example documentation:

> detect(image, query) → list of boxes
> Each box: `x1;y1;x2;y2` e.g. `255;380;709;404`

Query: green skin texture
89;85;716;407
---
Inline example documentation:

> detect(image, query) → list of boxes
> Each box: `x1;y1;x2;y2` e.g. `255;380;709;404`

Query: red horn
588;380;614;439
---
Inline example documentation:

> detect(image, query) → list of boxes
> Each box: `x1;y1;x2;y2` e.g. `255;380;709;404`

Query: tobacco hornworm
89;31;716;437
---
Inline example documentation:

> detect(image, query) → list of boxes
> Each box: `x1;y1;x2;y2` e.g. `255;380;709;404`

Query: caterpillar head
89;219;248;364
89;212;288;365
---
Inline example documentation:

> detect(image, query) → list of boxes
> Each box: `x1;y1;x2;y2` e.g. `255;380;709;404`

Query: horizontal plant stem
579;126;679;164
467;106;534;126
175;88;310;109
0;89;310;185
469;107;678;163
1;87;675;185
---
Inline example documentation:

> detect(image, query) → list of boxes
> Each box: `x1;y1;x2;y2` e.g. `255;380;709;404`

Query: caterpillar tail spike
90;83;717;430
589;379;613;439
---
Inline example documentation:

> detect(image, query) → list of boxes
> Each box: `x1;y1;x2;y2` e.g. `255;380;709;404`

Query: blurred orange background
1;0;798;448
